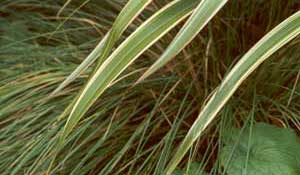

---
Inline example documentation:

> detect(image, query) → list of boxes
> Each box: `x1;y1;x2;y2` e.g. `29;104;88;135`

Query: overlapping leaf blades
52;0;152;95
138;0;228;82
60;0;201;143
53;1;300;174
165;10;300;174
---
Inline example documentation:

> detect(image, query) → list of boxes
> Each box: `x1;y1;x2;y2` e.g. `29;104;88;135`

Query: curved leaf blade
165;10;300;175
50;34;108;96
51;0;152;95
60;0;200;143
93;0;153;68
137;0;228;83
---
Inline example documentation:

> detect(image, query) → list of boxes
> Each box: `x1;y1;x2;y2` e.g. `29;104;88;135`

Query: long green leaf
165;11;300;175
137;0;228;83
50;34;108;96
60;0;200;143
93;0;153;68
51;0;152;95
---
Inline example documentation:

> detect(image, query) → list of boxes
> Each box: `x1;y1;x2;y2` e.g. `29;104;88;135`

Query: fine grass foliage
1;0;300;175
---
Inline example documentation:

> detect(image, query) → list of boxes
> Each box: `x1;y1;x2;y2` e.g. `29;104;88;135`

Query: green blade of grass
50;34;108;96
165;10;300;175
51;0;152;95
137;0;228;83
60;0;200;144
93;0;153;68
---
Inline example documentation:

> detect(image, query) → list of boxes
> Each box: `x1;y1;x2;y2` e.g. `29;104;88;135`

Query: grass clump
1;0;300;174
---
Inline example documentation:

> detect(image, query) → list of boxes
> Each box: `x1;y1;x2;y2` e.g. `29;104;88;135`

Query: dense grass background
1;0;300;174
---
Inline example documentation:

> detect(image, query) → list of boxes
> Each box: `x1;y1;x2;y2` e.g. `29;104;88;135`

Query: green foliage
60;0;201;146
221;123;300;175
1;0;300;175
51;0;152;95
173;162;208;175
138;0;228;82
166;10;300;174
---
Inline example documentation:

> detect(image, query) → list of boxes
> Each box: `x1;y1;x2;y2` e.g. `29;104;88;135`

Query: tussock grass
1;0;300;174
